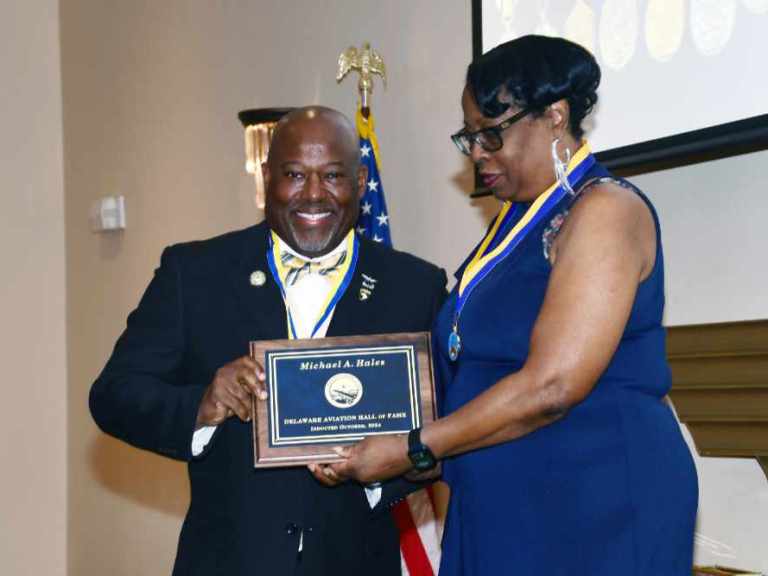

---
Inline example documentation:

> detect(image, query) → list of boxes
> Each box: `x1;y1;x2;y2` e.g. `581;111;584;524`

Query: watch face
411;449;436;471
408;428;436;471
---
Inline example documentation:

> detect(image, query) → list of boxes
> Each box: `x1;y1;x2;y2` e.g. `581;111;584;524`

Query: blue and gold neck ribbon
449;142;595;361
267;230;359;339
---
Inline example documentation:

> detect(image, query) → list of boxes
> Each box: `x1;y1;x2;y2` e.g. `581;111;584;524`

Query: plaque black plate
250;332;436;468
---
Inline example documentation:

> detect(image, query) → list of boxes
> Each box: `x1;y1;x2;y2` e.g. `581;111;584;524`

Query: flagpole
336;42;392;246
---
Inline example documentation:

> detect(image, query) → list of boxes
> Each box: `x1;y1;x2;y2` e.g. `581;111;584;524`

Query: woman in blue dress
319;35;698;575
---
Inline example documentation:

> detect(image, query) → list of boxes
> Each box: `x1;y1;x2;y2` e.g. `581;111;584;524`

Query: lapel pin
250;270;266;287
359;273;376;301
362;273;377;288
359;273;377;300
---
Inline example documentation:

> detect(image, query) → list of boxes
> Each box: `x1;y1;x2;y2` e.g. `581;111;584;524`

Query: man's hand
195;356;266;428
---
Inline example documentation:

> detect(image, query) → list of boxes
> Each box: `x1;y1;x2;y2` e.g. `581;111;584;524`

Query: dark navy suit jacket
89;222;447;575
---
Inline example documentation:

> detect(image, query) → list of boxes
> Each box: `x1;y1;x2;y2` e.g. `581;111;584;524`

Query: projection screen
474;0;768;171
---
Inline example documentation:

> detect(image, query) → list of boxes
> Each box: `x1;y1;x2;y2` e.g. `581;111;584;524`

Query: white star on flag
360;144;371;158
367;179;379;192
361;202;373;215
376;213;389;227
356;226;367;235
372;234;383;243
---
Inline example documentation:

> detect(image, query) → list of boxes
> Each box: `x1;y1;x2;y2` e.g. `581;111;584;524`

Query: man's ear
261;161;271;189
357;165;369;200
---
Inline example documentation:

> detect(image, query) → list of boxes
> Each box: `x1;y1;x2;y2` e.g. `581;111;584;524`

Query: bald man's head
269;106;360;165
262;106;367;257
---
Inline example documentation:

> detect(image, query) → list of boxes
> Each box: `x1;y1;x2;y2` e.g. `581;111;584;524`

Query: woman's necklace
448;143;595;362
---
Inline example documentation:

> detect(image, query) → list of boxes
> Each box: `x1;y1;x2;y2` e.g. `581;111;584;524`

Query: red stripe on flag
426;484;436;510
393;500;435;576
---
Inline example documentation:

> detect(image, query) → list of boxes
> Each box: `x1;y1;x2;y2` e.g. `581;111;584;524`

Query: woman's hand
309;434;412;486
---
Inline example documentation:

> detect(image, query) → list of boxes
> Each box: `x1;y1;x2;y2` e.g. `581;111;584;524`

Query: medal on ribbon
448;322;462;362
449;143;596;362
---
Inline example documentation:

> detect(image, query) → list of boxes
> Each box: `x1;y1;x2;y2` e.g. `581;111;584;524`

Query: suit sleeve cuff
364;484;383;509
191;425;217;456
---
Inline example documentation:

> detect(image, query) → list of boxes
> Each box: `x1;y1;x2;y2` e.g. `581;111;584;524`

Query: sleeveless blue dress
434;163;698;576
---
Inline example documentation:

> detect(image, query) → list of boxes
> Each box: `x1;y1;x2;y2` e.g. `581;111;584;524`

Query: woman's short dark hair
466;35;600;139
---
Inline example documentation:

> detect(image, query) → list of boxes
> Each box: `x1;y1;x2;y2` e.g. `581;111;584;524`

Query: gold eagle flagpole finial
336;42;386;118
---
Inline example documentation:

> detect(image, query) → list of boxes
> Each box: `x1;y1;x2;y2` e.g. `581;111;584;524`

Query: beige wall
58;1;767;575
0;1;67;575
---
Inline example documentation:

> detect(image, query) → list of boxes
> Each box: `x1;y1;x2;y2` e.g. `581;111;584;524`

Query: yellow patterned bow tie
280;250;348;286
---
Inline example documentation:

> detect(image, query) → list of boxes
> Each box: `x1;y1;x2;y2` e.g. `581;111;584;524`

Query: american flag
355;107;391;245
354;105;442;575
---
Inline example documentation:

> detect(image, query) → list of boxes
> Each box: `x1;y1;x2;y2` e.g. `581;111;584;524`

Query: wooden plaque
250;332;436;468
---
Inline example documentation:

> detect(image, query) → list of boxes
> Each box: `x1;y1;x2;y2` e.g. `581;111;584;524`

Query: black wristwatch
407;428;437;472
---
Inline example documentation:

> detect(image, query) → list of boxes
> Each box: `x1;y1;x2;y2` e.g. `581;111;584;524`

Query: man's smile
294;210;333;225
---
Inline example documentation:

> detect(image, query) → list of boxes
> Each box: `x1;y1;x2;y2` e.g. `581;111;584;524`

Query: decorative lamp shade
238;108;293;209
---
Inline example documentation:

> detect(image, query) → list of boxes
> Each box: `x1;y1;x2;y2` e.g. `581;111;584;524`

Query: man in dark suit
89;106;446;575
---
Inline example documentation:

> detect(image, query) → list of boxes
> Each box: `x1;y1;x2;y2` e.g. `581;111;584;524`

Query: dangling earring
551;137;574;195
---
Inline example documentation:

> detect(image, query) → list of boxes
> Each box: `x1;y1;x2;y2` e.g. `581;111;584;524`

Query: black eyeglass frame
451;108;532;155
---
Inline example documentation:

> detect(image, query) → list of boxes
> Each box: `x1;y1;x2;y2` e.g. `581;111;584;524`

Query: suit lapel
227;222;288;341
328;237;381;337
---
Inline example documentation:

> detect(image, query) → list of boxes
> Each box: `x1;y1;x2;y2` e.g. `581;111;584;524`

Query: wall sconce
238;108;293;209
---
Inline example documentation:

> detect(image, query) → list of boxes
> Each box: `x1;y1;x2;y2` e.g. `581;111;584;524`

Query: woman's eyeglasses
451;108;532;155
